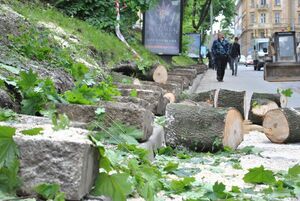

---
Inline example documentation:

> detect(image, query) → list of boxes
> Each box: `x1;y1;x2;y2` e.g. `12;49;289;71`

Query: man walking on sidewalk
212;32;230;82
230;37;241;76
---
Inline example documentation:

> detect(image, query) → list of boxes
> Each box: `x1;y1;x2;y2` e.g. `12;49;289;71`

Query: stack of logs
165;89;300;152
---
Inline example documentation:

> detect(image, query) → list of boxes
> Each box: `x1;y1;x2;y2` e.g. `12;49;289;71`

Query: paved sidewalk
195;67;300;108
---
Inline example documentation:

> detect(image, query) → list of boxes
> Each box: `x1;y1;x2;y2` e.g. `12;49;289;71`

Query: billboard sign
143;0;183;55
186;33;201;58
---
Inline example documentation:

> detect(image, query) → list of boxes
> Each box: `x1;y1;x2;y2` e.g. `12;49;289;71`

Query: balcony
256;4;269;10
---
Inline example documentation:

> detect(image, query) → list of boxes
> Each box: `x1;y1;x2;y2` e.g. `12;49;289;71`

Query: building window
260;13;266;23
251;0;255;8
275;12;280;24
275;0;280;6
250;13;255;23
261;0;266;5
260;32;265;38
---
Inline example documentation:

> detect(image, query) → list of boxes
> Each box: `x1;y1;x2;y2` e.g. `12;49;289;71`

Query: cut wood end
164;93;176;103
223;108;244;150
280;95;288;108
263;109;289;143
153;65;168;84
251;101;278;116
133;78;141;85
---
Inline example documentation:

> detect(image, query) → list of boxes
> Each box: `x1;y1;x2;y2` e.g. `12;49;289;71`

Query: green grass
7;0;166;68
171;55;198;66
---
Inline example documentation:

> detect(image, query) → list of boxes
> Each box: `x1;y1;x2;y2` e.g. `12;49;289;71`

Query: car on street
246;55;253;66
239;55;246;65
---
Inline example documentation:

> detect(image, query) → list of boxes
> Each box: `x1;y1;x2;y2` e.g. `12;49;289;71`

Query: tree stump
263;108;300;144
215;89;246;118
177;90;216;105
165;103;244;152
248;98;279;125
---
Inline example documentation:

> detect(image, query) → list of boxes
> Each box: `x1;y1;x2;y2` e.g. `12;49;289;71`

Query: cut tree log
248;98;279;125
118;88;169;116
164;93;176;103
113;96;152;111
165;103;244;152
263;108;300;144
56;102;154;142
250;92;282;107
112;64;168;84
215;89;246;118
140;80;183;96
171;68;198;78
177;90;216;105
167;74;191;89
168;71;197;81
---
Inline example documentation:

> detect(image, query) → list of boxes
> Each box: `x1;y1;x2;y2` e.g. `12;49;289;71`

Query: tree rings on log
151;64;168;84
164;93;176;103
165;103;244;152
263;108;300;144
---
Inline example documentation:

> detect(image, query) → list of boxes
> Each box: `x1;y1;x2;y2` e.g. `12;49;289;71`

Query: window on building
250;13;255;23
251;0;255;8
275;0;280;6
275;12;280;24
260;13;266;23
261;0;266;5
260;32;265;38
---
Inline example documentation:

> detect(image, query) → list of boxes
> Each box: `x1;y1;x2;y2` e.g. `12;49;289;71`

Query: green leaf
170;177;195;194
21;128;44;136
158;146;174;156
18;69;38;90
52;114;70;131
34;183;63;200
0;126;18;168
130;89;138;97
163;162;179;173
288;164;300;177
95;107;106;116
280;88;293;97
231;186;241;193
0;109;16;122
243;166;276;184
0;159;21;194
91;172;133;201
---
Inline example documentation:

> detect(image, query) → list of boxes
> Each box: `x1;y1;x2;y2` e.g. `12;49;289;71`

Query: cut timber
167;75;190;89
56;103;154;142
248;98;279;125
168;71;197;82
251;92;282;107
164;93;176;103
216;89;246;118
118;88;169;116
113;96;152;111
150;64;168;84
116;83;164;93
171;68;198;78
263;108;300;143
140;80;183;96
177;90;216;105
165;103;244;152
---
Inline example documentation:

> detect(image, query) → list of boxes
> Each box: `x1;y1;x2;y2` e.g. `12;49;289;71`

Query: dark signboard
143;0;183;55
187;33;201;58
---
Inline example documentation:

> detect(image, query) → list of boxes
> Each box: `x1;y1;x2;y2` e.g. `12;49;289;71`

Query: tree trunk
215;89;246;118
140;81;183;97
112;64;168;84
248;98;279;125
263;108;300;144
251;92;282;107
168;71;197;81
167;74;191;89
177;90;216;105
165;103;244;152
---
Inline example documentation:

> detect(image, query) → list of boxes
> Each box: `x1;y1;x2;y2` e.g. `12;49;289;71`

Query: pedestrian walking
252;46;259;70
229;37;241;76
211;33;230;82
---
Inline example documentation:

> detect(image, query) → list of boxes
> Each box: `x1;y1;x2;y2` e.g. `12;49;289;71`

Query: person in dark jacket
211;32;230;82
229;37;241;76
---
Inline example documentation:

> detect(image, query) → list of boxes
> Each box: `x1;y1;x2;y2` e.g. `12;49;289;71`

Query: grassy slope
7;0;167;68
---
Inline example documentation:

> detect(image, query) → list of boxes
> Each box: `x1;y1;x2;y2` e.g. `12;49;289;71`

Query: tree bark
248;98;279;125
263;108;300;144
167;75;191;89
216;89;246;118
177;90;216;105
251;92;282;107
165;103;244;152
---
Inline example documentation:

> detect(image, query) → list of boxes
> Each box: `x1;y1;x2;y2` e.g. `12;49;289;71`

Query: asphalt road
195;64;300;108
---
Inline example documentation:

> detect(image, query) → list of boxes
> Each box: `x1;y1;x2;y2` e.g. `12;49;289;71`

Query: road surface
195;65;300;109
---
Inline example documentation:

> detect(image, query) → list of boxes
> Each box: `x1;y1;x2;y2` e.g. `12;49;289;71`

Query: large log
112;63;168;84
248;98;279;125
56;102;154;142
263;108;300;144
140;80;183;96
113;96;153;111
215;89;246;118
167;74;190;89
168;71;197;81
177;90;216;105
165;103;244;152
171;68;198;78
118;88;169;116
251;92;282;107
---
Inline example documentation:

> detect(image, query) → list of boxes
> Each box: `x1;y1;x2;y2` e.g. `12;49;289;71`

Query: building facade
235;0;300;56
